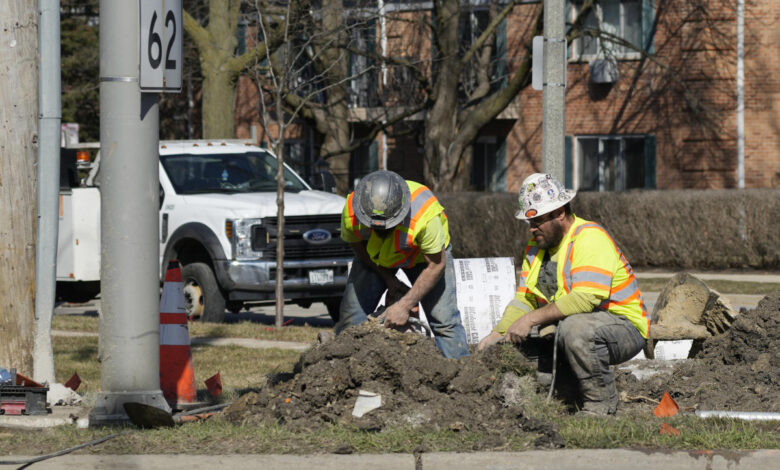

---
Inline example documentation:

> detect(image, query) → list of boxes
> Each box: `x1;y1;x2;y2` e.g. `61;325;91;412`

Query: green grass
2;413;778;456
558;415;780;449
52;315;322;343
53;336;301;397
636;278;780;296
0;421;540;456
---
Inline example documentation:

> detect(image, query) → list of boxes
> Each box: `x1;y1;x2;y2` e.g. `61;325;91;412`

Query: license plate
309;269;334;285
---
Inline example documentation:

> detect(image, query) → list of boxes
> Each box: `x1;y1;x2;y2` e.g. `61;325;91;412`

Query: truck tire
56;281;100;304
181;262;226;323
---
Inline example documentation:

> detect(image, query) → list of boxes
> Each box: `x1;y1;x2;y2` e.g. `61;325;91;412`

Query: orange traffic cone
159;260;197;407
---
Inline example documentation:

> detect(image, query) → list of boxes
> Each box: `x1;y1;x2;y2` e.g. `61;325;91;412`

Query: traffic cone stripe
159;260;197;406
165;265;183;282
160;323;191;346
160;312;188;325
159;282;186;315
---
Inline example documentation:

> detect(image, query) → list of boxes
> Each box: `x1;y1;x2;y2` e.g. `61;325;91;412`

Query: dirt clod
618;293;780;413
223;322;563;448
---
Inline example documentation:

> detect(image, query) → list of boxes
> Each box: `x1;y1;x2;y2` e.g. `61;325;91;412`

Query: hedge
437;189;780;270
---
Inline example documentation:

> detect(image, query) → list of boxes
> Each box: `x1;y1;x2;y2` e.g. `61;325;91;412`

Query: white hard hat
515;173;576;220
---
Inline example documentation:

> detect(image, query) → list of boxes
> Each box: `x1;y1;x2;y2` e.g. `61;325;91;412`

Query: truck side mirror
310;170;337;193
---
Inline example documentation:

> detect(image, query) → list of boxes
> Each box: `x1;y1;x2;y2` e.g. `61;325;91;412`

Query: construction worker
478;173;649;415
335;170;470;359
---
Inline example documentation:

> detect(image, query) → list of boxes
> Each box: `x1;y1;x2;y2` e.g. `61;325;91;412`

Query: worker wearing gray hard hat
478;173;648;415
336;170;470;359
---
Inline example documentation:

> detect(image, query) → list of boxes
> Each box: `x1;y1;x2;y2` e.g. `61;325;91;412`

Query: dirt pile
618;293;780;413
222;322;564;448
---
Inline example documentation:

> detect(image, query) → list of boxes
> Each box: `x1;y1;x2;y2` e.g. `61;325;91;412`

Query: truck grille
252;214;353;260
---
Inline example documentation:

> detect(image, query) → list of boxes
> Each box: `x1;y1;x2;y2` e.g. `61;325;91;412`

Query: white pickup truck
57;140;351;322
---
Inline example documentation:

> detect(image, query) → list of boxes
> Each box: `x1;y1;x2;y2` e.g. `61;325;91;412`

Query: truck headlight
228;218;264;260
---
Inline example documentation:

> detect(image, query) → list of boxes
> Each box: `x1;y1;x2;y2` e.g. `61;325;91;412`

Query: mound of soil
618;293;780;413
223;322;564;449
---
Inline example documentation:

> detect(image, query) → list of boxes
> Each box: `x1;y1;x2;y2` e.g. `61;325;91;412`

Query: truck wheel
181;262;226;323
324;298;341;324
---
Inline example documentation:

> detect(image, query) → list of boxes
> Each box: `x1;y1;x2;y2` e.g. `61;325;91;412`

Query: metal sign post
91;0;178;425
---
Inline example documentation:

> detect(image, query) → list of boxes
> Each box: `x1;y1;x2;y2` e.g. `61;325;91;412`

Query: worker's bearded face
529;210;565;250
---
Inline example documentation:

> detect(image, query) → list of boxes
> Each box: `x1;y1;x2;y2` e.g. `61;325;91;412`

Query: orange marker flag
654;392;679;418
659;422;680;436
205;372;223;397
65;372;82;391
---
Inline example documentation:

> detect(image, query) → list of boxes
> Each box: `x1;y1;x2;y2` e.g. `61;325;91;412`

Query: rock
645;273;738;358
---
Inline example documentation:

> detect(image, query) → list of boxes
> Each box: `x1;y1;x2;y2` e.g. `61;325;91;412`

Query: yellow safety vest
342;181;449;268
506;215;649;338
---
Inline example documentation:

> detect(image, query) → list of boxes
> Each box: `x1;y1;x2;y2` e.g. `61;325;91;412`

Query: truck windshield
160;151;308;194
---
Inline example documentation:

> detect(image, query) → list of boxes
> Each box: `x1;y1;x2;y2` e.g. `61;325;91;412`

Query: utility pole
90;0;170;424
0;0;38;376
541;0;566;182
33;0;61;384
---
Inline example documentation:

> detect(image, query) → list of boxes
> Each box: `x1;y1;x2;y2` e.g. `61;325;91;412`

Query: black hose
0;432;124;467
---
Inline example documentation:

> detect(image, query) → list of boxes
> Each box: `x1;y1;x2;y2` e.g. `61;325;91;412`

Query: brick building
236;1;779;192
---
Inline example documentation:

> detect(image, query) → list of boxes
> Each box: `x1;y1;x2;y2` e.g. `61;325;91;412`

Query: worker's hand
477;331;504;352
383;302;411;329
506;316;533;344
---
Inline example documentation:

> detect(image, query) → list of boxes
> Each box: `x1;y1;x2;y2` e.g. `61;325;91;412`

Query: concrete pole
33;0;61;384
541;0;566;183
90;0;170;425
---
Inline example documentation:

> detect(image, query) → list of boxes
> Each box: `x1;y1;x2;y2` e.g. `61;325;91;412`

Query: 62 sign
140;0;182;92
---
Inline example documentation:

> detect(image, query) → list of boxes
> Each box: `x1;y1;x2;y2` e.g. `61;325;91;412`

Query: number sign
140;0;182;92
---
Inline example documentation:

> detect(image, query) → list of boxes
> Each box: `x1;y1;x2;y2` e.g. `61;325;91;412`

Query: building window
348;19;379;108
349;140;379;189
570;0;646;60
459;7;508;96
471;137;506;192
574;135;655;191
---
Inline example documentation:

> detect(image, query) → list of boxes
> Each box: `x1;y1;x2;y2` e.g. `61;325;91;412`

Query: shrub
438;189;780;270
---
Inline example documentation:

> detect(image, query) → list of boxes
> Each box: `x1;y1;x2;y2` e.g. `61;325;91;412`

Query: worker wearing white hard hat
479;173;649;416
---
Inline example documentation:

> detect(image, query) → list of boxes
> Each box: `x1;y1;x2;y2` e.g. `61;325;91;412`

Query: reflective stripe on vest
345;192;371;240
561;223;648;320
388;185;438;268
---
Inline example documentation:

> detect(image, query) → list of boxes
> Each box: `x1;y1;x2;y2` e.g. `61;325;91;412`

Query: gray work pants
557;310;646;414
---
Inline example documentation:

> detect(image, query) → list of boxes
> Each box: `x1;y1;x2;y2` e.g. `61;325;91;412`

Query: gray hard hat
352;170;411;229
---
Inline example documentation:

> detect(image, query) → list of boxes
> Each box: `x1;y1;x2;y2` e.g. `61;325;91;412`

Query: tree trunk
314;0;351;193
0;1;38;375
201;65;236;138
424;0;463;191
184;0;240;139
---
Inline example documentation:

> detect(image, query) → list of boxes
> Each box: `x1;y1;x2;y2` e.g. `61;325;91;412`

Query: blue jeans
335;245;470;359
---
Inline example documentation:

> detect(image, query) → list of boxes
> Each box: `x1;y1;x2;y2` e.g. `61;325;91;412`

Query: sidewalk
2;449;779;469
635;270;780;283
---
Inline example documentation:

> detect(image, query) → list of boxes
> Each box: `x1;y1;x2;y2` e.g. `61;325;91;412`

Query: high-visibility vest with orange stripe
342;181;450;269
514;215;649;338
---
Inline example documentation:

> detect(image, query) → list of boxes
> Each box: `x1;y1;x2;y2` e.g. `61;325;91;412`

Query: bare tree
183;0;303;138
0;1;38;375
251;1;316;326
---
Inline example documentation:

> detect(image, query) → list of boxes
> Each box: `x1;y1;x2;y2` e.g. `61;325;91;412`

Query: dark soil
617;293;780;414
222;321;564;450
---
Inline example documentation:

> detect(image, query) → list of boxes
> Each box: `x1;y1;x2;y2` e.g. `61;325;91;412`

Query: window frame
573;134;651;192
569;0;644;62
